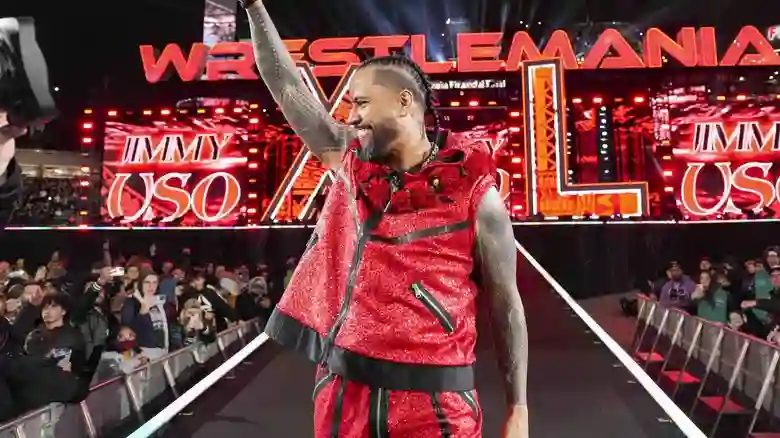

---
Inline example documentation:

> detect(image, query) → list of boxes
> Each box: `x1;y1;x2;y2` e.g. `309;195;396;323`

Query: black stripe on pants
369;387;390;438
430;392;452;438
330;378;348;438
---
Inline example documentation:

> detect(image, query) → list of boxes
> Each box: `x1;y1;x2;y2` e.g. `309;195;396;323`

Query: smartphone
109;267;125;277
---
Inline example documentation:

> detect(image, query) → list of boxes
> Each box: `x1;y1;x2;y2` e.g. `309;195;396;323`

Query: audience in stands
0;239;296;423
10;177;80;226
645;247;780;346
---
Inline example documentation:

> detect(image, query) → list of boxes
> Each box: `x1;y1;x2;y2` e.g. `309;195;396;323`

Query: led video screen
100;112;250;226
668;93;780;218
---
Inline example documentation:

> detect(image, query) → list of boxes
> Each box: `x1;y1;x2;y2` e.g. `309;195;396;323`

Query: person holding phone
120;273;168;360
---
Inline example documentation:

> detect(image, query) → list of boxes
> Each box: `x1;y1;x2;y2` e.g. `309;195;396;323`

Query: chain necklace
420;141;439;168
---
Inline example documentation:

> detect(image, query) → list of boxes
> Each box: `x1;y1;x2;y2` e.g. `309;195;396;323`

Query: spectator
182;273;238;332
121;273;168;358
691;270;739;325
741;266;780;339
93;326;151;382
11;177;80;226
657;262;696;309
178;299;217;347
1;294;87;420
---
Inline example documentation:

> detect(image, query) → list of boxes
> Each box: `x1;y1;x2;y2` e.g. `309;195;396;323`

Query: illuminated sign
140;26;780;82
521;59;648;217
768;25;780;42
102;119;248;225
676;120;780;217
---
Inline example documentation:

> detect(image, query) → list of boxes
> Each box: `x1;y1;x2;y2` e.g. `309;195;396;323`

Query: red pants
313;368;482;438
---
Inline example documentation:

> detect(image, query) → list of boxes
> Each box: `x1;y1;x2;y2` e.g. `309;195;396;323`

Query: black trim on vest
367;220;470;245
330;377;348;438
430;392;453;438
265;309;475;392
368;387;390;438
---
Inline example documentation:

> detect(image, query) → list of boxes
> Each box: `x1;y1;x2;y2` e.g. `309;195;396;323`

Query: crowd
0;240;298;422
9;177;80;226
645;246;780;344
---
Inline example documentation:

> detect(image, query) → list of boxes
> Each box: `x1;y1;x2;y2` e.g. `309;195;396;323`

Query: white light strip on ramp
514;240;706;438
127;332;270;438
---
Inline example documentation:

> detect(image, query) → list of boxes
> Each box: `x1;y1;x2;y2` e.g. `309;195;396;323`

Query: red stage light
197;108;206;114
82;122;93;130
80;180;90;187
488;101;497;106
249;118;260;124
509;111;520;117
107;110;118;117
592;97;603;104
160;109;171;115
571;98;582;104
663;170;673;177
248;163;259;169
249;148;259;154
633;96;645;103
247;208;257;214
736;94;747;101
82;137;92;144
662;155;672;161
83;109;93;115
233;108;243;113
142;110;152;115
450;101;460;107
248;178;257;184
468;100;479;107
80;166;90;173
248;193;258;199
509;127;520;133
664;186;674;193
215;108;225;114
511;157;522;164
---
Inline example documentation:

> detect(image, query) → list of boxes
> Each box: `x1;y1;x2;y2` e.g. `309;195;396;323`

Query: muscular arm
242;0;352;169
475;187;528;407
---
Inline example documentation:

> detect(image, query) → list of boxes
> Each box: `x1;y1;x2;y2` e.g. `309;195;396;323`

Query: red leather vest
265;132;496;392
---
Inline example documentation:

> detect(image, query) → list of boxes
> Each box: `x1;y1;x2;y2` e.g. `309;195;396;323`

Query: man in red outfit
240;1;529;437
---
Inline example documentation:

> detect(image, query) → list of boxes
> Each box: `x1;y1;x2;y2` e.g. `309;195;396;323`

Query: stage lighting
592;97;603;104
107;110;117;117
160;109;171;115
633;96;645;103
572;98;582;104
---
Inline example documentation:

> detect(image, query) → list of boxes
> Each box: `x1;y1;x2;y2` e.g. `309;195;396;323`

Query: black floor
160;249;690;438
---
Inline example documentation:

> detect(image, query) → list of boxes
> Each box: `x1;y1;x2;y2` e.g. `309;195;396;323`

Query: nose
346;108;361;127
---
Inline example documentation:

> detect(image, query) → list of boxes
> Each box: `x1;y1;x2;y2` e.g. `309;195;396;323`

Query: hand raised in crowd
134;292;151;314
97;266;113;286
741;300;757;309
691;284;705;300
22;286;45;307
34;265;47;282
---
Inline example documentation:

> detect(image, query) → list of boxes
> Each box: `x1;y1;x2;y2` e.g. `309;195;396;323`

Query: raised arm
475;186;529;437
241;0;352;169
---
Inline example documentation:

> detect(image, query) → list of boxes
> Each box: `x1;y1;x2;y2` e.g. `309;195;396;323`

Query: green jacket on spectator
750;271;773;323
695;287;732;324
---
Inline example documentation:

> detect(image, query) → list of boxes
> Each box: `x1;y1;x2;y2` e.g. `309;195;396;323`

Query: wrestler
240;1;529;437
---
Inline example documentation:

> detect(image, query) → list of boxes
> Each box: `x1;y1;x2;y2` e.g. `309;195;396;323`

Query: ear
398;89;414;116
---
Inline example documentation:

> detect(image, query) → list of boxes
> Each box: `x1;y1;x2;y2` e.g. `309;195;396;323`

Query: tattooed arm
241;0;353;169
475;187;529;408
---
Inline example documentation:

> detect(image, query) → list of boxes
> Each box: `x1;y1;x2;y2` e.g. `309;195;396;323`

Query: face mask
117;340;136;352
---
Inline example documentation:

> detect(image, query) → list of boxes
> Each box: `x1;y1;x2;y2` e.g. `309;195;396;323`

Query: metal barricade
633;295;780;437
0;320;262;438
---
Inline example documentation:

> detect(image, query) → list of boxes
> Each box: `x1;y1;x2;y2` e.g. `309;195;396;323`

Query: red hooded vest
265;132;496;392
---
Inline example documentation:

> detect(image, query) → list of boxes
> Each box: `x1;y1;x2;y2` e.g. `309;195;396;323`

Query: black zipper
410;282;455;333
312;372;336;400
318;173;401;366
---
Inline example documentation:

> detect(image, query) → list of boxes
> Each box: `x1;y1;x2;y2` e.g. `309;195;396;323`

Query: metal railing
633;295;780;437
0;319;262;438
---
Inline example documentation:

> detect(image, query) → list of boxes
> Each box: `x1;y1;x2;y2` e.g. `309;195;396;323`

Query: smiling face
346;65;426;163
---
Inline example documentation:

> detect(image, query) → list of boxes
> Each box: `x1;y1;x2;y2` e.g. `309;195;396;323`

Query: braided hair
356;54;442;145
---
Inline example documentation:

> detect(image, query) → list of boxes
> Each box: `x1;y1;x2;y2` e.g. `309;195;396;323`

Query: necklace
420;142;439;168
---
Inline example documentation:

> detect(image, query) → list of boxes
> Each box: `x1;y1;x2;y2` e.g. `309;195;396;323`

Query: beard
357;120;401;163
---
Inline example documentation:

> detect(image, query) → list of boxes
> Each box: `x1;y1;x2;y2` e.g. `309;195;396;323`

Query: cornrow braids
357;54;442;146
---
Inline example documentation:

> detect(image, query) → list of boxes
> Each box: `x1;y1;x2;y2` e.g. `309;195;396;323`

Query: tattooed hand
475;186;529;408
242;0;355;170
